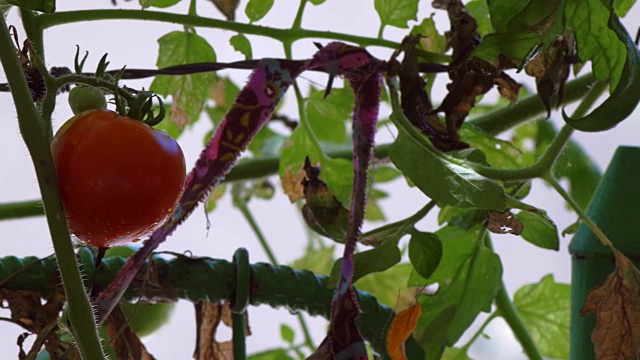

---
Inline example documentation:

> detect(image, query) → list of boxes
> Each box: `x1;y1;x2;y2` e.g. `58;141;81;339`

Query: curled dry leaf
525;35;572;116
194;301;251;360
580;249;640;360
387;301;422;360
485;210;524;235
433;0;521;144
107;304;156;360
208;0;240;21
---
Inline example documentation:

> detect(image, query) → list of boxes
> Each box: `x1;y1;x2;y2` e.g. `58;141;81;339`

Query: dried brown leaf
282;164;306;202
306;338;332;360
194;301;250;360
485;210;523;235
208;0;240;21
433;0;522;144
387;302;422;360
524;37;571;116
107;304;156;360
580;249;640;359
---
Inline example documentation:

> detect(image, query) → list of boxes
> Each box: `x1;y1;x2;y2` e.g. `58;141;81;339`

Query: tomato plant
51;109;186;248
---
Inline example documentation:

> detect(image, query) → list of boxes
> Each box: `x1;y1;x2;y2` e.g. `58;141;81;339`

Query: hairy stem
0;15;106;360
292;0;308;30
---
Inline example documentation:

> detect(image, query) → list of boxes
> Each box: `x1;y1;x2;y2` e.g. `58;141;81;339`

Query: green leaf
563;11;640;131
419;244;502;353
442;347;472;360
150;31;216;125
389;130;505;210
437;206;485;230
410;15;447;54
474;0;565;67
4;0;53;13
515;211;559;250
245;0;274;22
309;0;326;5
513;275;571;359
280;323;295;344
248;348;295;360
615;0;636;17
460;125;530;168
279;125;353;204
372;166;402;183
355;263;413;307
566;0;626;90
229;33;253;60
374;0;418;29
139;0;181;8
466;0;492;37
328;240;402;288
289;245;335;275
306;86;353;144
408;231;442;280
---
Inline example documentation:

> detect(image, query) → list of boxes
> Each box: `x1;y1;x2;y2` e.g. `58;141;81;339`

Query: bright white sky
1;1;640;358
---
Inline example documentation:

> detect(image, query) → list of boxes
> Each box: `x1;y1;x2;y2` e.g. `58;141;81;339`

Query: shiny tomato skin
52;109;186;248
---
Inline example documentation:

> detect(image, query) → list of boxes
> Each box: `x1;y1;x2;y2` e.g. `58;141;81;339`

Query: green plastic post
569;146;640;360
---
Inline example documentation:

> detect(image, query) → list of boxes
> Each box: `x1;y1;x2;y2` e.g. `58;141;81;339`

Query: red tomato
51;109;186;248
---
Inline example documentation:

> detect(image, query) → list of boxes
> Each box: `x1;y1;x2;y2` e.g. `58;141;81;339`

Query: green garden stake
569;146;640;360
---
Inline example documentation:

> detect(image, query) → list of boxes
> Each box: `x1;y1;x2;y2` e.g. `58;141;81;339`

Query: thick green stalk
469;73;596;135
485;236;543;360
471;80;609;181
0;16;106;360
37;10;448;63
0;200;43;220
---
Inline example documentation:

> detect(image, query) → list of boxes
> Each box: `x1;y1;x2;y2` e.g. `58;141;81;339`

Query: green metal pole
569;146;640;360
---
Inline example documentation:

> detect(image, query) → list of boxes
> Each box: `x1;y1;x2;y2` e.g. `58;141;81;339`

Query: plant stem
20;9;44;62
291;0;308;30
37;10;449;63
471;80;609;181
460;312;497;352
0;16;106;360
543;174;613;248
469;73;596;135
0;200;43;220
232;187;317;350
485;235;543;360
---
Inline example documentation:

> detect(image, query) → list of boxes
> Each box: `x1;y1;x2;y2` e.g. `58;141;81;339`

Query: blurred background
1;1;640;358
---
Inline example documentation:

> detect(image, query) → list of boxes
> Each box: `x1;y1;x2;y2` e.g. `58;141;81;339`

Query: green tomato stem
485;234;543;360
470;80;609;181
542;174;613;248
291;0;308;30
460;312;497;352
0;15;106;360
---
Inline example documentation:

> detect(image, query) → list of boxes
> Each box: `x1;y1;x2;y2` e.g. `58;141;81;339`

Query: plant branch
460;312;497;352
37;10;449;63
0;15;106;360
485;234;543;360
543;174;613;248
470;80;609;181
292;0;307;30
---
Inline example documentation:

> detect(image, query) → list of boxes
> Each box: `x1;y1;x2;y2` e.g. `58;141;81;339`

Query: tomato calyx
126;91;166;126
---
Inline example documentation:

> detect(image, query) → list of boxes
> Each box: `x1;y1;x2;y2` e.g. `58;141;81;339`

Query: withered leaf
387;302;422;360
433;0;521;145
485;210;523;235
107;304;156;360
194;301;250;360
0;288;65;359
580;249;640;360
300;157;349;242
306;338;332;360
396;36;468;152
207;0;240;21
525;36;572;116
